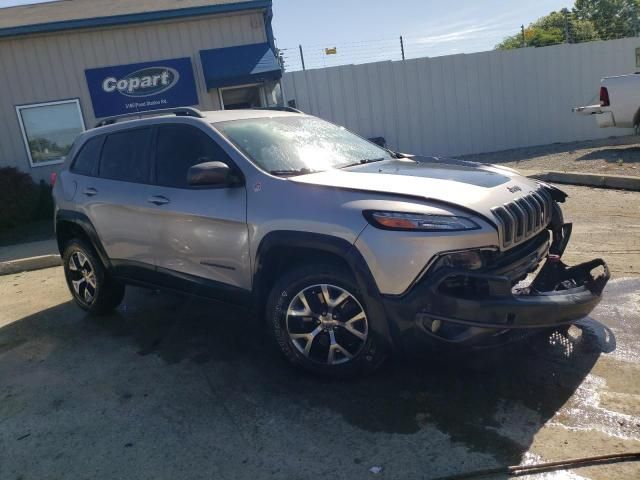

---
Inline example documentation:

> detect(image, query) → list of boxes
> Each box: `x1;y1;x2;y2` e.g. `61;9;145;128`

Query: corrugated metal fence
283;37;639;156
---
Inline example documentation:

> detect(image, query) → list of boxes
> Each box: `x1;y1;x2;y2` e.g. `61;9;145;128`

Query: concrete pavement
1;267;639;480
0;239;59;275
529;171;640;191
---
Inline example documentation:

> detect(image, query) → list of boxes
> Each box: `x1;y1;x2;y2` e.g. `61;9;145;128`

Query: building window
219;84;266;110
16;99;85;167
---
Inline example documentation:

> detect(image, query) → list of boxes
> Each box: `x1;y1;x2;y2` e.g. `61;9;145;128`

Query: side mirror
187;161;236;187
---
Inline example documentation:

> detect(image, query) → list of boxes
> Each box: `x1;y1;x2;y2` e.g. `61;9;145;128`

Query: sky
0;0;574;69
272;0;574;69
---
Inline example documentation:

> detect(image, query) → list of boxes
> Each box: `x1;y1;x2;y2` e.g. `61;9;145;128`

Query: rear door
82;127;158;272
146;123;250;291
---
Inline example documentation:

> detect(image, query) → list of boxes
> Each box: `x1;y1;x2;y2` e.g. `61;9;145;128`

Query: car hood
289;156;543;221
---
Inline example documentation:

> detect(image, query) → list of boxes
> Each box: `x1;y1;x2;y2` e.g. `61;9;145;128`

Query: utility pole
521;25;526;48
400;35;405;60
562;8;570;43
298;44;306;71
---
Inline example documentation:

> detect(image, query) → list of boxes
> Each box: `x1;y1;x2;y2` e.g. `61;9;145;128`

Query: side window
71;136;103;176
155;124;231;188
99;128;152;183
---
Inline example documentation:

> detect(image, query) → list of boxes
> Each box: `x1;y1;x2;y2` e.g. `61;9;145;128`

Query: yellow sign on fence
325;47;337;55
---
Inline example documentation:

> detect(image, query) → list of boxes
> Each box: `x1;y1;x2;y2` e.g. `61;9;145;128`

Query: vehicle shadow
0;286;615;478
576;146;640;164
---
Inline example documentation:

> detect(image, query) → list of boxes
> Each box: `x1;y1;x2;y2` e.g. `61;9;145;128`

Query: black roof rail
256;106;303;114
94;107;205;128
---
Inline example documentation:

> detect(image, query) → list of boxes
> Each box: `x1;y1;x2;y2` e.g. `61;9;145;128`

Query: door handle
83;187;98;197
148;195;170;206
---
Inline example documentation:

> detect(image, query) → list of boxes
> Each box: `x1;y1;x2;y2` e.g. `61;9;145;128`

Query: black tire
62;239;125;315
265;263;386;377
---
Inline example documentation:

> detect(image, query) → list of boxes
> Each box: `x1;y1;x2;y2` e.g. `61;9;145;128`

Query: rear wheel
266;263;386;377
62;239;124;314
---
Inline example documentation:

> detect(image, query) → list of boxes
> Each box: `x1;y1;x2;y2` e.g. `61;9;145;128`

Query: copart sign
85;58;198;118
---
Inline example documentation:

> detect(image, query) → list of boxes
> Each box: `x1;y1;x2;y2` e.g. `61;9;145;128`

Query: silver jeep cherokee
53;107;609;376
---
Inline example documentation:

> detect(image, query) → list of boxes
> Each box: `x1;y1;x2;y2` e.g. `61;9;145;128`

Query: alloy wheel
286;284;368;365
68;251;97;305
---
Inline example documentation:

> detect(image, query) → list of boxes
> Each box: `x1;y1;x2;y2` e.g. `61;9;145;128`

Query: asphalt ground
1;185;639;480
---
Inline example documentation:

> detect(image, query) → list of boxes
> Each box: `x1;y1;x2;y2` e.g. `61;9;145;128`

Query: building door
219;84;266;110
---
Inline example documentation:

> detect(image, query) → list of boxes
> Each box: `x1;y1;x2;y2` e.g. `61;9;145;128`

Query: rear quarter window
70;136;103;176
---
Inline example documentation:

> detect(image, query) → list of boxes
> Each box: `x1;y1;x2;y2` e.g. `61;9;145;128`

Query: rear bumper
572;105;615;127
382;231;610;349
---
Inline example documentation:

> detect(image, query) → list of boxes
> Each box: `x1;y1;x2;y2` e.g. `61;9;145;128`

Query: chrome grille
491;189;553;248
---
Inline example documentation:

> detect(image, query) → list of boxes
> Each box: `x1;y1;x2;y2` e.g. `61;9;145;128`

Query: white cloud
413;25;493;45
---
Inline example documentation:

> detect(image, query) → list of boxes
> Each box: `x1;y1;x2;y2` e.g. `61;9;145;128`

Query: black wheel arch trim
253;230;394;350
55;209;112;269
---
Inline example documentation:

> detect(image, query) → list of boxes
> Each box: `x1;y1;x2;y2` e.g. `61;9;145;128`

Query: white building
0;0;283;182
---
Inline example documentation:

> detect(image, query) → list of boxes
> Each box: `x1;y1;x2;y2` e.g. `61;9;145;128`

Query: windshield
214;116;394;175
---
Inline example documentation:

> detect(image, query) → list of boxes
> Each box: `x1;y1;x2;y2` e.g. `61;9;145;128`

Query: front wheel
265;263;386;377
62;239;125;314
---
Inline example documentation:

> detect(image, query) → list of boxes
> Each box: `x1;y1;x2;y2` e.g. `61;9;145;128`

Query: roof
0;0;271;39
89;109;301;133
203;109;302;123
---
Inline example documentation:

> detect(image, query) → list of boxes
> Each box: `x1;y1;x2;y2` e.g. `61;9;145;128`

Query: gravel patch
462;136;640;177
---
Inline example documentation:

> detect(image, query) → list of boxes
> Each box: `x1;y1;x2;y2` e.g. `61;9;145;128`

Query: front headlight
363;211;480;232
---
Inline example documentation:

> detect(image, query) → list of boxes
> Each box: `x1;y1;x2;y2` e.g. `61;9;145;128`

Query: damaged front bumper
382;227;610;349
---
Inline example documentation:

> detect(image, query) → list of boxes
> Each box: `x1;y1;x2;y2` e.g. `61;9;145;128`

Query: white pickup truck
573;73;640;131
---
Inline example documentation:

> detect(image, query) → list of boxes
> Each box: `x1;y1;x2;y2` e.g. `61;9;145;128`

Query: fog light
437;250;486;270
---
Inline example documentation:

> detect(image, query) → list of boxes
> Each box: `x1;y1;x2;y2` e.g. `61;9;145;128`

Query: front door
146;123;250;292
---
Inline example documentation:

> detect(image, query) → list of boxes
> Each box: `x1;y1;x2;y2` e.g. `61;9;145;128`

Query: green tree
574;0;640;39
496;10;599;50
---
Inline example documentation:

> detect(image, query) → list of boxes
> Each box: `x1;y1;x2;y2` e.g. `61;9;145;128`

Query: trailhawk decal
85;58;198;118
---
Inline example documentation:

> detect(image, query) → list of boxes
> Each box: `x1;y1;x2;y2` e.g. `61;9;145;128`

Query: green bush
34;180;54;221
0;167;45;231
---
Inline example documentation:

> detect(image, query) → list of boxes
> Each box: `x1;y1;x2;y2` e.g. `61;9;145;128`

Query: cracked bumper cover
382;229;610;348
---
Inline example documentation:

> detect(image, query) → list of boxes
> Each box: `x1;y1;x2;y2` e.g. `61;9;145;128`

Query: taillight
50;172;57;186
600;86;610;107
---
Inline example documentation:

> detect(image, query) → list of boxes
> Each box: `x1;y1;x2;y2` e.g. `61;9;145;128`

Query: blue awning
199;42;282;90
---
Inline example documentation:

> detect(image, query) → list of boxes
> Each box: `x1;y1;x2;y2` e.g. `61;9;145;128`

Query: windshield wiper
269;168;317;177
339;158;386;169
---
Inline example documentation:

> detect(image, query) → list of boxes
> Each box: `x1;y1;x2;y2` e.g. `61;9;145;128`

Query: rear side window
155;125;231;188
99;128;152;183
71;136;103;176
